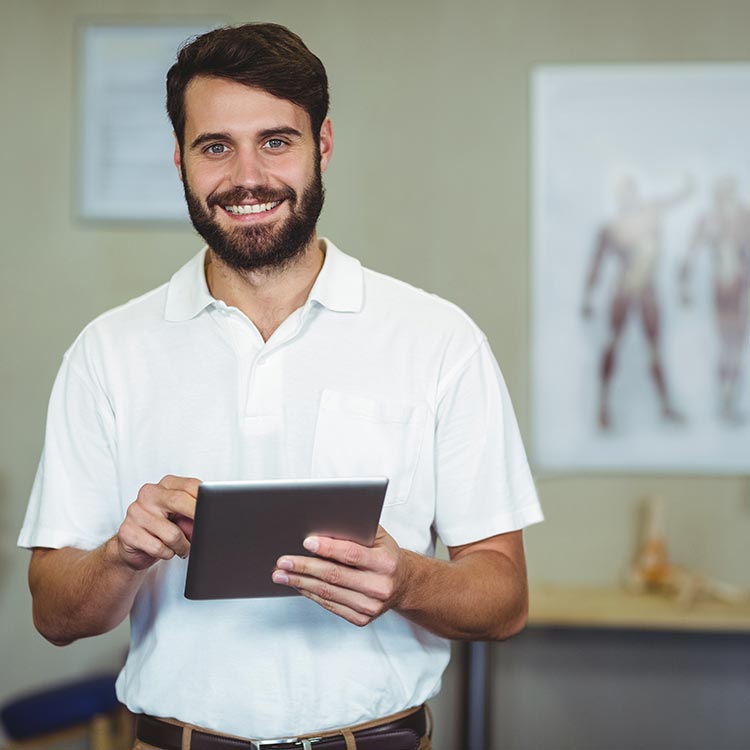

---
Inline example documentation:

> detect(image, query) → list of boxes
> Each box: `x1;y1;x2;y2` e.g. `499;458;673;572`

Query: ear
173;133;183;182
318;118;333;174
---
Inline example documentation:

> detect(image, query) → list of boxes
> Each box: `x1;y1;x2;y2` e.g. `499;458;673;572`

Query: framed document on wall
77;22;222;222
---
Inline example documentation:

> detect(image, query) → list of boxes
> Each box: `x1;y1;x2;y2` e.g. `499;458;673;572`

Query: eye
206;143;228;154
264;138;286;150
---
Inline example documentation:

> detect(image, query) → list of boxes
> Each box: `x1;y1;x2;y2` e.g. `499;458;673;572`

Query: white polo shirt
19;239;542;739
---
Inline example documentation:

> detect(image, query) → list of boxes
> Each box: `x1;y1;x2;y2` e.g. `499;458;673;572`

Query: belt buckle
249;738;322;750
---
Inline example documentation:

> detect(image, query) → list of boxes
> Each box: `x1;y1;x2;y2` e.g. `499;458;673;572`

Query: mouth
222;200;282;218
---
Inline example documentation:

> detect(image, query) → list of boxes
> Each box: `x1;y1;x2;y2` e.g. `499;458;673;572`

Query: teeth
224;201;280;215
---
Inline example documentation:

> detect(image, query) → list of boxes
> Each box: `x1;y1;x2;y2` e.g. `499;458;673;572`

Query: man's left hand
272;525;409;626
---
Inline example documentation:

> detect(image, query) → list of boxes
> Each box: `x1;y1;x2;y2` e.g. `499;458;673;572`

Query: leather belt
136;707;426;750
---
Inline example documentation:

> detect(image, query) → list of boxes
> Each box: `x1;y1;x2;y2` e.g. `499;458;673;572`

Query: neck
205;234;325;341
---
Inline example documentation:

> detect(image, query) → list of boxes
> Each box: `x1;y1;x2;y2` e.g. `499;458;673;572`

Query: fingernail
273;571;289;585
278;558;293;570
303;537;319;553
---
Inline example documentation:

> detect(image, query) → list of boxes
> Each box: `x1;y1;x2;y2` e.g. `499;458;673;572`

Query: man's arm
402;531;528;639
28;476;199;646
272;526;528;640
29;542;147;646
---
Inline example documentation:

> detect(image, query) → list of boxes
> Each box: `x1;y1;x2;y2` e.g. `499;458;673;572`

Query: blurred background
1;1;749;749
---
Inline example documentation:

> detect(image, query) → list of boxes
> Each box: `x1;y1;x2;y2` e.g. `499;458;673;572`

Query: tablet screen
184;477;388;600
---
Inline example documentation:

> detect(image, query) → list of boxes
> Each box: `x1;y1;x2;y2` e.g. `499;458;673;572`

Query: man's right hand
113;475;200;571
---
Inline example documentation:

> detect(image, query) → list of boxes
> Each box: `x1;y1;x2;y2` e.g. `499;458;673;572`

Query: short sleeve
433;339;543;547
18;350;122;551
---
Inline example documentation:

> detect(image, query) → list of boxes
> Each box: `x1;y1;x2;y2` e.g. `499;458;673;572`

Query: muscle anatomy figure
582;177;692;429
679;176;750;423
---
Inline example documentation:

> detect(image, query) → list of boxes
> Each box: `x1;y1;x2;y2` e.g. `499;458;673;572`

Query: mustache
207;185;296;208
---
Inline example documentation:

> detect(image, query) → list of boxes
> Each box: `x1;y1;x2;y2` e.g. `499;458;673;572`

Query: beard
182;158;325;273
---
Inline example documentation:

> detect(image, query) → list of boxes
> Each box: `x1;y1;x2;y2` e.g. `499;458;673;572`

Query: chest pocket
310;389;427;507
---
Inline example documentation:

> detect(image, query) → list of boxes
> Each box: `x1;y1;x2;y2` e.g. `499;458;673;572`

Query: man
582;175;691;429
20;23;542;750
679;175;750;423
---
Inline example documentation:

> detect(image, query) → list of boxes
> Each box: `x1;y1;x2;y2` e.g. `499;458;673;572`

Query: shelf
527;583;750;633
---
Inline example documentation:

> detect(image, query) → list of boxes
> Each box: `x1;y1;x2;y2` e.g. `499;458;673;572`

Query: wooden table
528;583;750;632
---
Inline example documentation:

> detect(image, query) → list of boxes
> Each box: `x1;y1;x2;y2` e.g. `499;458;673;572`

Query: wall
1;1;749;749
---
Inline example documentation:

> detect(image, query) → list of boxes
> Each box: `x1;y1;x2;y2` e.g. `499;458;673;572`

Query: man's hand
28;474;200;646
114;475;200;571
272;525;410;627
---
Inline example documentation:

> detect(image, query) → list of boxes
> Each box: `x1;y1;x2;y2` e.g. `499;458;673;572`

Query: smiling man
179;78;328;278
19;23;543;750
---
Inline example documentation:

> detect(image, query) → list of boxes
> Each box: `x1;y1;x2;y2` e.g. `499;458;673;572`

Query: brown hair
166;23;329;150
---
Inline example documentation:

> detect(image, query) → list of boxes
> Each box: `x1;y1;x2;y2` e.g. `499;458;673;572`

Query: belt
135;706;427;750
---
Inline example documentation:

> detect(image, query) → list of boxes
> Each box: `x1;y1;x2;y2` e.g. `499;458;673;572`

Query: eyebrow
258;127;304;141
189;127;304;151
189;132;231;150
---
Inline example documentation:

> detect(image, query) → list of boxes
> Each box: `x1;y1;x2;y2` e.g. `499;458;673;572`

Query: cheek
185;160;228;193
195;168;223;190
281;164;317;195
269;151;315;184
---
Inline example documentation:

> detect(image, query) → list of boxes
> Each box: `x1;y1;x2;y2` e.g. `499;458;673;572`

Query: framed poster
532;65;750;473
77;22;222;222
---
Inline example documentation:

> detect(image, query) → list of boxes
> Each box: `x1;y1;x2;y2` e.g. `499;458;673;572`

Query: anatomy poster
532;65;750;473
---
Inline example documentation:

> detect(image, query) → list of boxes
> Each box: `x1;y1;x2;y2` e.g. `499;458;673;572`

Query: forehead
182;75;311;137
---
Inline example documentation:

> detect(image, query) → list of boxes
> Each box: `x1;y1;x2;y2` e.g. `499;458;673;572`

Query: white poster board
532;65;750;473
78;23;221;221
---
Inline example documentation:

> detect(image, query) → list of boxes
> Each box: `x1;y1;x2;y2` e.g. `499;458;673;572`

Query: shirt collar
164;247;214;322
163;238;364;322
307;238;364;313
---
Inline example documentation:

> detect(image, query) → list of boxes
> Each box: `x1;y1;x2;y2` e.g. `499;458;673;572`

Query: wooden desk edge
527;584;750;633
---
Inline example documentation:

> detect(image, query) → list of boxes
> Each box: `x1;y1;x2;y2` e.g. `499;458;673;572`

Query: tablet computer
184;477;388;600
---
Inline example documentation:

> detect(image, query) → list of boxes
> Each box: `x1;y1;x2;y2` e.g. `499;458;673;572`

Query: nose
229;146;267;189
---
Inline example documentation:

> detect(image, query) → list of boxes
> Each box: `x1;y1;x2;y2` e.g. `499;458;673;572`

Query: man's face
174;76;333;273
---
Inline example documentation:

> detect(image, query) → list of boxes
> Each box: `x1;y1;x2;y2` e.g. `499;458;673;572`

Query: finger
276;555;392;601
119;522;178;563
174;515;194;542
274;570;383;621
159;475;202;496
137;483;197;520
303;536;372;570
149;513;191;558
166;490;197;520
126;503;191;558
298;589;375;628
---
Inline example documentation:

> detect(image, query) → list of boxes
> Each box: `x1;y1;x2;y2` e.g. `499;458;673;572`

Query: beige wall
2;0;749;747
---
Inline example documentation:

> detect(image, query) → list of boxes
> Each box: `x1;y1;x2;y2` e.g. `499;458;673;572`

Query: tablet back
184;477;388;600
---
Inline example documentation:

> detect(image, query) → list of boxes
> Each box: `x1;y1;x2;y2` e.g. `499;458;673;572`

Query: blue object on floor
0;674;120;740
